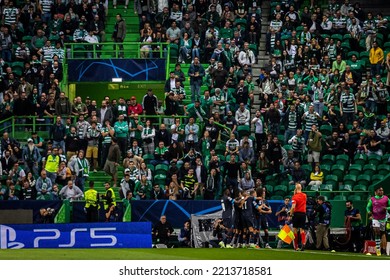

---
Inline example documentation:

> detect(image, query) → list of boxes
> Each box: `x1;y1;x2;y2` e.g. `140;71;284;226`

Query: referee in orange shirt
289;183;307;251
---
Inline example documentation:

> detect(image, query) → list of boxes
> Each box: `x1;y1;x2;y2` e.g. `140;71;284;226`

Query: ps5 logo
1;225;118;249
0;225;25;249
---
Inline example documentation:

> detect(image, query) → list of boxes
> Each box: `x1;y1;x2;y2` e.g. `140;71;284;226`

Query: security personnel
44;147;60;184
101;182;117;222
84;181;100;222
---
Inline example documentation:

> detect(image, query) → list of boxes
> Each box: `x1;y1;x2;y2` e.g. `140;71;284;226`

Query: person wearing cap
22;138;42;177
127;96;143;115
73;22;87;42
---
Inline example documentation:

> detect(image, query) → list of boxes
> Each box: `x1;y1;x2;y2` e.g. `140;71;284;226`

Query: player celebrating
289;183;307;251
256;187;272;249
366;186;390;256
219;188;234;248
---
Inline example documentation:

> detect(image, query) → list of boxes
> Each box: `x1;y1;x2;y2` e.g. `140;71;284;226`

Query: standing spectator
307;124;322;168
141;119;155;154
188;57;205;102
74;150;89;192
369;41;384;77
267;136;283;174
155;123;171;147
103;137;121;187
114;114;128;158
112;14;126;58
142;88;158;117
43;147;60;184
251;110;265;153
22;138;41;177
339;88;357;125
184;117;199;151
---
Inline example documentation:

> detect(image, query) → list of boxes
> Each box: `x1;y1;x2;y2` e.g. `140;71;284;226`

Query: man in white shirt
238;42;255;69
235;103;250;126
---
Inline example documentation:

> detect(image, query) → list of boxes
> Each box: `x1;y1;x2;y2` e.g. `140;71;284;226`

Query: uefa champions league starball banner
67;59;166;82
0;222;152;249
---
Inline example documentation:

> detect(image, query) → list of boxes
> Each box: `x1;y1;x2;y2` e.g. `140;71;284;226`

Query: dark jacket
50;122;66;141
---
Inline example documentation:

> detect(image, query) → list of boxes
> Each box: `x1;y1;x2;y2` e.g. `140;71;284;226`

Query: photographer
37;208;55;224
209;218;227;248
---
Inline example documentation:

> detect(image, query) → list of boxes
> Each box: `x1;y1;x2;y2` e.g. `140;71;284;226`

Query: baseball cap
131;96;136;100
124;168;130;173
59;31;64;36
27;138;33;142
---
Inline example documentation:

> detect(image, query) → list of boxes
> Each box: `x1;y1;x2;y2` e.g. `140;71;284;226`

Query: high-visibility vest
84;189;99;208
103;187;116;209
45;154;59;173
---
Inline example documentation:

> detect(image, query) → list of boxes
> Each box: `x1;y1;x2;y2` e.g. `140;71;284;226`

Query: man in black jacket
153;215;174;247
267;136;282;174
50;116;66;152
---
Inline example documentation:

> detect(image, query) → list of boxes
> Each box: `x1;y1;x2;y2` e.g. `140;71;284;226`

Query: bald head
295;183;302;193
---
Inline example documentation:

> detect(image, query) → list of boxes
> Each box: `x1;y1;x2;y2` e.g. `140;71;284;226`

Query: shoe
93;169;97;173
265;244;272;249
300;245;305;251
376;249;381;256
226;244;233;249
249;243;257;249
219;241;225;248
233;243;237;248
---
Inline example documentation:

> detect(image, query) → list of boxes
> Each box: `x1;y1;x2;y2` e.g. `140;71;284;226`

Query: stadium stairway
101;3;140;58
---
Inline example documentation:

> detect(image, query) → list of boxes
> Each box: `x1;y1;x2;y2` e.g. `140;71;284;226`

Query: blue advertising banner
67;59;166;82
0;222;152;249
131;200;283;228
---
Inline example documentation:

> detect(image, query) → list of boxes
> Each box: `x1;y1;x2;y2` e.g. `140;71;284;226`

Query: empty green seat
377;164;390;175
368;154;382;166
336;154;350;167
331;164;345;182
363;164;376;176
354;153;367;165
372;174;384;184
348;164;363;176
343;174;357;186
273;185;287;197
322;154;335;165
357;174;370;186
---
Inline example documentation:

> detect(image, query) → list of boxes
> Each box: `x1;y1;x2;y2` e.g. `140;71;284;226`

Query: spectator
308;165;324;190
59;179;84;201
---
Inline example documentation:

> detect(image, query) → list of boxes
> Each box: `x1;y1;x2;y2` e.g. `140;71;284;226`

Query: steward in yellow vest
84;181;100;222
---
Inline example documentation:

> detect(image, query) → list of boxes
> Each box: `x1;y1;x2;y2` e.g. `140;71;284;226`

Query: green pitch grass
0;248;387;260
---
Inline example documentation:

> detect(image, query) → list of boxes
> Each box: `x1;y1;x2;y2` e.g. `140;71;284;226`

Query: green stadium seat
265;175;277;186
382;154;390;163
320;124;333;136
347;194;362;201
273;185;287;197
215;143;225;155
322;154;335;165
155;164;169;176
333;195;347;201
147;164;155;174
324;175;338;188
353;184;367;192
283;144;292;151
320;164;331;177
372;174;384;184
335;154;350;167
356;174;370;186
377;164;390;175
367;154;382;166
264;185;274;194
363;164;376;176
143;154;154;164
354;153;367;165
343;174;357;186
331;164;345;182
348;164;363;176
270;195;284;200
339;184;353;192
237;125;250;138
331;34;343;42
301;164;312;175
347;51;359;59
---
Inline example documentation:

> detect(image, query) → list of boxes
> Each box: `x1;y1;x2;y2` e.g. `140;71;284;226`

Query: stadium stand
0;0;390;249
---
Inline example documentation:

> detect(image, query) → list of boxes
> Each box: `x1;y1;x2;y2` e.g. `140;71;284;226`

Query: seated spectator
178;220;191;247
289;161;306;187
308;165;324;190
58;179;84;201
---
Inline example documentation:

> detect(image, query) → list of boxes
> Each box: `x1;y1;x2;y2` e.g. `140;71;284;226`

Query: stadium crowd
0;0;389;251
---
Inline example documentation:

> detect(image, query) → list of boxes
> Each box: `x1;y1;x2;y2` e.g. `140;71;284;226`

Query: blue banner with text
0;222;152;249
68;59;166;82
